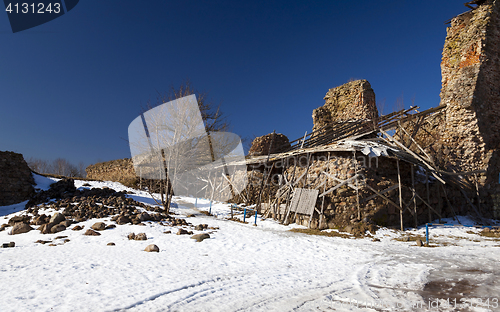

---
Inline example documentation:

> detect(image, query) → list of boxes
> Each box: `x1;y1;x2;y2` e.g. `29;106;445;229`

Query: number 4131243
5;3;61;14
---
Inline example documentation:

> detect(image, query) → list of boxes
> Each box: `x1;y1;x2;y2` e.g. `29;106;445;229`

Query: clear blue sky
0;0;468;167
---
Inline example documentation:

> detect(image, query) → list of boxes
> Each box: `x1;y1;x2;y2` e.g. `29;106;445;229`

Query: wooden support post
264;162;274;218
441;184;460;224
411;165;417;228
293;153;312;223
397;159;404;231
256;131;275;214
414;192;443;219
474;173;481;213
300;131;308;149
437;183;442;223
319;152;330;229
365;184;402;212
282;157;298;224
458;186;485;223
426;170;431;223
354;151;360;221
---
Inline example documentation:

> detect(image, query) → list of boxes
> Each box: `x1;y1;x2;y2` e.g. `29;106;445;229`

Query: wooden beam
398;123;433;164
318;152;330;229
364;184;402;211
319;174;360;197
474;173;481;213
354;151;361;220
323;172;359;191
397;159;404;231
411;165;418;228
426;170;431;223
281;153;297;224
414;192;442;219
361;184;399;203
458;185;486;224
407;116;424;150
380;129;446;184
441;183;460;224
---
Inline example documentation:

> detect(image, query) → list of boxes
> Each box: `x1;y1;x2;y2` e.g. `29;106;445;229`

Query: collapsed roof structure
241;0;500;230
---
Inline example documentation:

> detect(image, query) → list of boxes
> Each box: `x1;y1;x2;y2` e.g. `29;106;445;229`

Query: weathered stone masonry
0;151;35;206
312;79;378;132
86;158;136;185
437;0;500;218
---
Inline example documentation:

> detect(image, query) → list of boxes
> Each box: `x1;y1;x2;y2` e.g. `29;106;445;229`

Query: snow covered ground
1;175;500;312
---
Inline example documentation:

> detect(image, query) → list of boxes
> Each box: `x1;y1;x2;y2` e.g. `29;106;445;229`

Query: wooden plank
296;189;319;215
288;188;302;213
304;189;319;228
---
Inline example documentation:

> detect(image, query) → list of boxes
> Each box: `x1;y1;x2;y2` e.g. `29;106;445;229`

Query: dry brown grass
289;228;353;239
226;217;248;224
394;233;426;242
479;230;500;239
37;172;101;181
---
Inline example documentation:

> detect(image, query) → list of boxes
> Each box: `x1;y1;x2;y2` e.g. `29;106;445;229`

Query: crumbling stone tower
438;0;500;217
312;79;378;132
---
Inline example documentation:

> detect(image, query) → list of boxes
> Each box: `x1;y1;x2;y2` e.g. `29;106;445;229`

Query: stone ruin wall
312;79;378;132
85;1;500;224
86;158;137;185
0;151;35;206
248;133;291;156
434;0;500;218
245;153;445;231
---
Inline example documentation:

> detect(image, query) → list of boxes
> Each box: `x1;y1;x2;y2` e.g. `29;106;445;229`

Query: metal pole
243;207;247;223
254;210;258;225
209;200;212;215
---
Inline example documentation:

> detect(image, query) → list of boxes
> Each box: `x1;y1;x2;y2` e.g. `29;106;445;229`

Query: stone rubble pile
1;179;217;249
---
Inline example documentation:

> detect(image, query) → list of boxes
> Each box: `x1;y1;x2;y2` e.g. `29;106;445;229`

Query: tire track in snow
118;267;351;312
108;278;219;311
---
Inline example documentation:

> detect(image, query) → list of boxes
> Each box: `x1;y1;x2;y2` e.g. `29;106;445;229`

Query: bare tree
78;161;87;178
150;81;231;134
67;163;79;177
27;157;52;174
130;82;245;213
52;158;68;176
